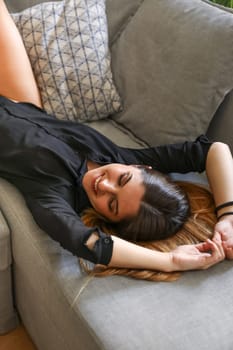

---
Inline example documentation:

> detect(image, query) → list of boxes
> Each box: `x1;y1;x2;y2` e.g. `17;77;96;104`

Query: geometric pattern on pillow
11;0;122;121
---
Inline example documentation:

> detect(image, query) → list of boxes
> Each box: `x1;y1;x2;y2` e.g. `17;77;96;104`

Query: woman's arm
206;142;233;208
25;188;224;271
107;143;230;270
107;235;224;272
206;142;233;259
0;0;42;107
26;189;224;272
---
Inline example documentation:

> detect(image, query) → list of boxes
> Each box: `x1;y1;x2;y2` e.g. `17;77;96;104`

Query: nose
98;178;117;194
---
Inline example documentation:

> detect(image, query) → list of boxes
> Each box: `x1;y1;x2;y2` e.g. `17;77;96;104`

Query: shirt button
104;238;110;244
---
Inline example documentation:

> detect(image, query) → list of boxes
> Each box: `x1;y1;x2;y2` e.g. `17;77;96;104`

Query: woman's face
82;164;145;222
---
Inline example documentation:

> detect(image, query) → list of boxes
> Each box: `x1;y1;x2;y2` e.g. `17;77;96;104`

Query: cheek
92;197;108;216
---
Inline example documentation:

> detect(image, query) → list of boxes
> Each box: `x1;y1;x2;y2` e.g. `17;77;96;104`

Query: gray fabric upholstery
0;211;18;334
76;266;233;350
1;177;233;350
106;0;144;46
110;0;233;146
5;0;56;11
1;0;233;349
0;268;19;334
0;179;99;348
1;178;233;349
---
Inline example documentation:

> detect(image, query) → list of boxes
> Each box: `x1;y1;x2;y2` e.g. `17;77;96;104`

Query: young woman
0;0;232;273
80;182;223;281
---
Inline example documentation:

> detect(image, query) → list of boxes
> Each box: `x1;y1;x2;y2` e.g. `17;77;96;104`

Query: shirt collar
75;159;91;213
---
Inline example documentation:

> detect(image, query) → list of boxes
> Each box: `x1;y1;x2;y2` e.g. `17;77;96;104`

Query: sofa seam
201;0;233;14
109;0;145;47
0;210;12;270
71;274;94;307
108;117;150;147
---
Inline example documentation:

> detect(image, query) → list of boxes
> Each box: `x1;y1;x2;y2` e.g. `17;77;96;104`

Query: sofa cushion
1;178;232;350
111;0;233;146
207;89;233;151
0;211;18;334
11;0;122;122
105;0;144;45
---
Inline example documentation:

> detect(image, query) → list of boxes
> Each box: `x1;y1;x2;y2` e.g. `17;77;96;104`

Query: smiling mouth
93;175;102;195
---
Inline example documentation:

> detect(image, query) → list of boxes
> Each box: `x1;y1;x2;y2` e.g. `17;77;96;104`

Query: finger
222;241;229;249
226;247;233;260
220;231;229;241
213;231;222;243
196;252;219;270
195;239;225;268
196;241;213;253
206;239;225;260
222;239;233;250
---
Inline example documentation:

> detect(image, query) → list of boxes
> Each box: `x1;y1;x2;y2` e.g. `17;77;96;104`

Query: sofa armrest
0;211;12;270
0;209;18;334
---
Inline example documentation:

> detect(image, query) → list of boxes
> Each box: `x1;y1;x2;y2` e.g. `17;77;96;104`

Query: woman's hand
109;236;225;274
170;239;225;271
214;216;233;260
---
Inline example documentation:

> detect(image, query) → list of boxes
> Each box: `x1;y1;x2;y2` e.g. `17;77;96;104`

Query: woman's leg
0;0;42;107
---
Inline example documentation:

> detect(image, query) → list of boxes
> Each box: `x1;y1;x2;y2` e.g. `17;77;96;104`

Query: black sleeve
25;190;113;265
124;135;213;174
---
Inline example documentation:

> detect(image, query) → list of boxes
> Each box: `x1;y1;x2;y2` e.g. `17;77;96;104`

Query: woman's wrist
110;236;175;272
206;143;233;217
217;211;233;220
167;251;181;272
216;204;233;221
217;212;233;224
215;201;233;214
155;251;177;272
155;251;174;272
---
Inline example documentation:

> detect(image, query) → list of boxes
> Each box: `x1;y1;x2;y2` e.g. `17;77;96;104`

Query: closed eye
109;197;118;215
118;172;132;187
109;173;132;216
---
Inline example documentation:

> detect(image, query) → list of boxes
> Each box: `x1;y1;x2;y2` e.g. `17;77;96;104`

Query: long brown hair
113;167;190;242
80;182;216;282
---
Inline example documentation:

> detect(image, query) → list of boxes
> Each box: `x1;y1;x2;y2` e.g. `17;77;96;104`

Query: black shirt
0;96;212;265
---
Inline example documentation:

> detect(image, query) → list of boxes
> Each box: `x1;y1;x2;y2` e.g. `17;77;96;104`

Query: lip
92;175;102;195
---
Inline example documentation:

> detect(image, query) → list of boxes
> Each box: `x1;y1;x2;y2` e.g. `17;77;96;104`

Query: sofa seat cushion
1;178;233;350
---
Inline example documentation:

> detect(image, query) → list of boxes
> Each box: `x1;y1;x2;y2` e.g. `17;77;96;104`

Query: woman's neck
86;159;101;171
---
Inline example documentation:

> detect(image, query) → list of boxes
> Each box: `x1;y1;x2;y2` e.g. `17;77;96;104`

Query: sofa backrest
106;0;233;147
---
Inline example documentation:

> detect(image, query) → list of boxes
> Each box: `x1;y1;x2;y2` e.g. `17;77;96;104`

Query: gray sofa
1;0;233;349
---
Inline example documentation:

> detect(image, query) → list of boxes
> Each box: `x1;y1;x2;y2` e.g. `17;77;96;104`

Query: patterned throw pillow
11;0;122;121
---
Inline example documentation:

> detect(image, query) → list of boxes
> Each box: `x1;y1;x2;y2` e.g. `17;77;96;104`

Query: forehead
108;163;141;174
